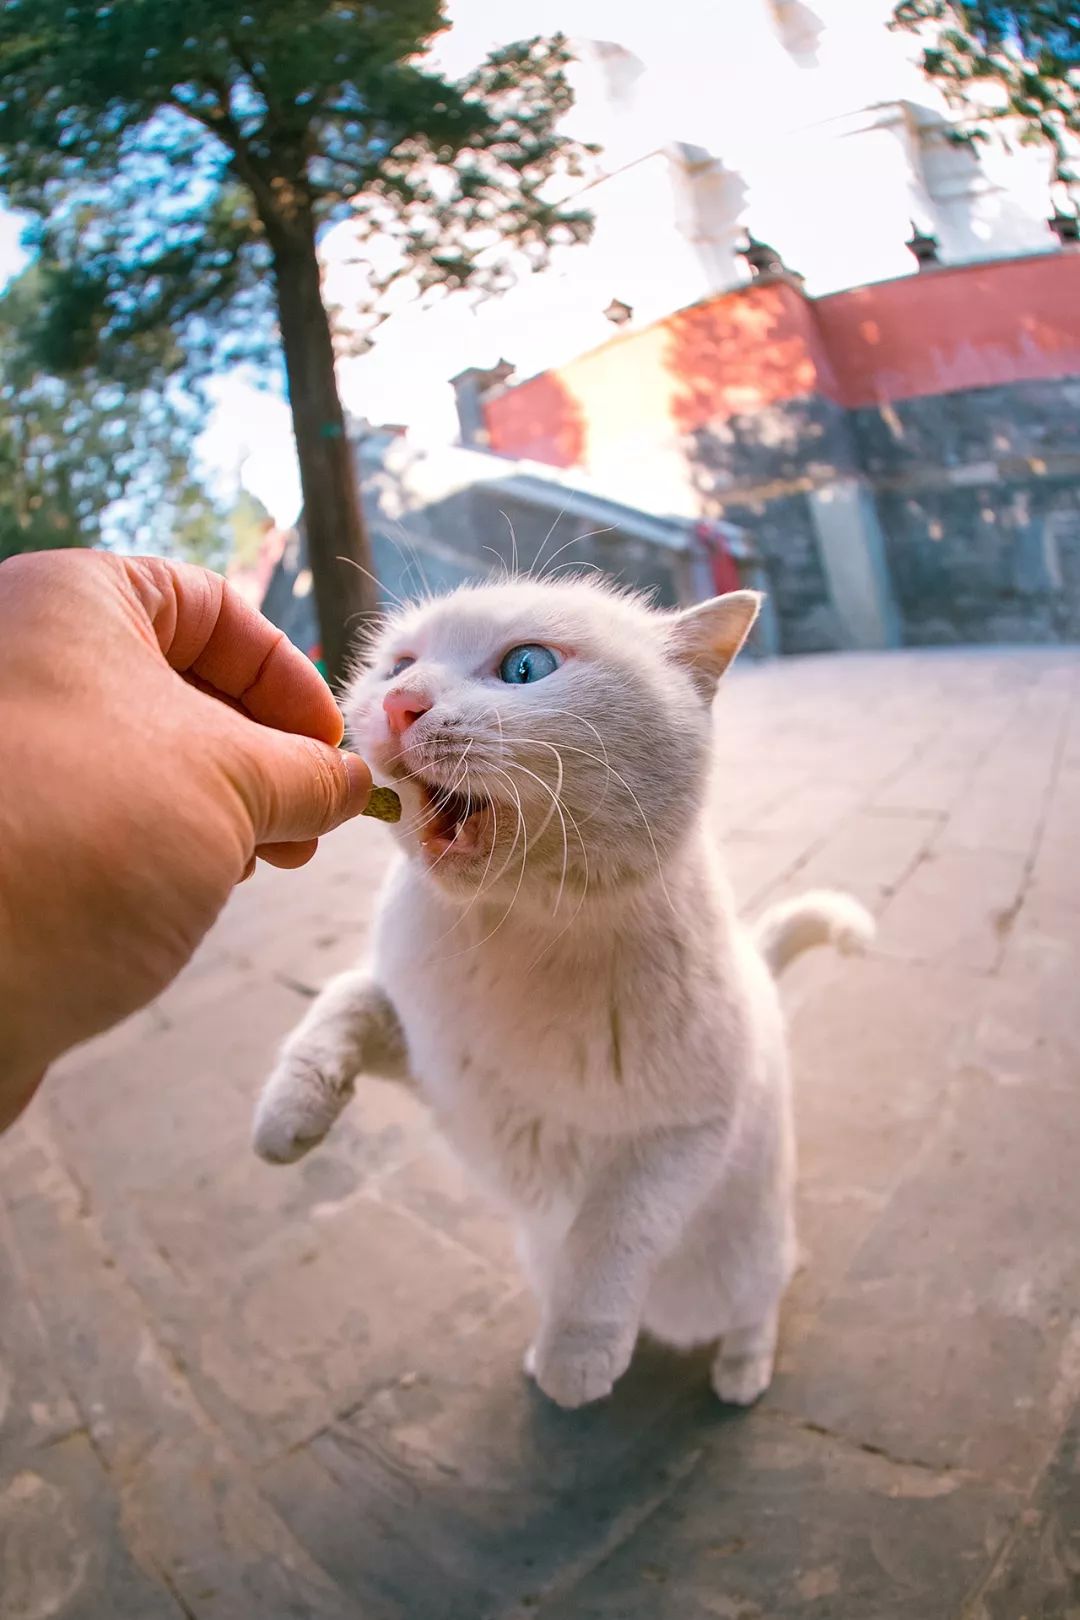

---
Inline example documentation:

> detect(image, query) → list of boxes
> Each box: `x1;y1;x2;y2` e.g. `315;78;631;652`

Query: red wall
816;255;1080;408
484;253;1080;467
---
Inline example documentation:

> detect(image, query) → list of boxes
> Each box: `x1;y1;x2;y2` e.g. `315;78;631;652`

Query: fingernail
239;855;256;882
342;751;373;816
362;785;402;824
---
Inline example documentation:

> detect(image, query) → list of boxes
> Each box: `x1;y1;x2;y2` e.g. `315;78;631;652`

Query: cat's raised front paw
534;1323;634;1410
252;1061;347;1165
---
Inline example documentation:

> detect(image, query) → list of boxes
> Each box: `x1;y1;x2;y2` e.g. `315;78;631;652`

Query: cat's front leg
253;971;410;1164
530;1125;726;1409
531;1317;638;1410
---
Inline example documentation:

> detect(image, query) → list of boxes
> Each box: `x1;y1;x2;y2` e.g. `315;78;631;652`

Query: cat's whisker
425;761;533;952
517;705;612;770
508;732;675;916
483;544;511;583
411;745;479;874
383;520;432;604
505;757;570;917
501;733;614;821
545;560;607;580
427;790;505;947
537;526;616;581
526;807;592;972
336;553;406;611
395;768;466;840
368;739;485;840
476;769;530;931
406;742;476;855
476;763;529;897
427;752;529;940
343;606;393;644
420;705;529;943
529;502;569;578
576;751;674;914
506;750;563;845
433;768;530;964
498;510;520;579
504;703;616;816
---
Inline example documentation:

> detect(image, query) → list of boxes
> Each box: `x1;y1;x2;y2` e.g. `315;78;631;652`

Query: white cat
253;579;872;1409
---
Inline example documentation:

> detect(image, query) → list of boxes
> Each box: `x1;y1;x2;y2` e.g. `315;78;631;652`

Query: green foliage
0;2;594;673
229;487;275;570
892;3;1079;179
0;2;595;384
0;264;229;566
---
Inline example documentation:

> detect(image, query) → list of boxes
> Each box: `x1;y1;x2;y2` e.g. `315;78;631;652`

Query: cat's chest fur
371;856;760;1207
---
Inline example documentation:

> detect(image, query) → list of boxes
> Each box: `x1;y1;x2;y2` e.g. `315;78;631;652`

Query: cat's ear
667;591;761;693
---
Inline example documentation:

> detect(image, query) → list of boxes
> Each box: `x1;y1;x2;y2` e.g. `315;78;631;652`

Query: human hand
0;550;372;1127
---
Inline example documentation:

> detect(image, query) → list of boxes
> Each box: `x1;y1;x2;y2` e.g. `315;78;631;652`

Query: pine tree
892;4;1079;182
0;3;594;679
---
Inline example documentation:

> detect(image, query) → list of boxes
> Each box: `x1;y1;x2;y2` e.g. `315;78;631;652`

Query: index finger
124;557;344;745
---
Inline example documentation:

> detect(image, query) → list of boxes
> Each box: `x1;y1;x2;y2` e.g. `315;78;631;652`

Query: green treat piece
363;785;402;824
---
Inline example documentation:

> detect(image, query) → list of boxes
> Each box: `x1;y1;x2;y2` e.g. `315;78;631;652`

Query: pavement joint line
760;1407;977;1481
986;672;1076;980
496;1444;708;1620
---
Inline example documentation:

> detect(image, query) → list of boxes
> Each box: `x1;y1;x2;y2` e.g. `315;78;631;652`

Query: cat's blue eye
388;655;415;679
498;644;559;685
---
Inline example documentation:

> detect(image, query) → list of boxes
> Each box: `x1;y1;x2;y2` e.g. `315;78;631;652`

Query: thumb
235;727;372;846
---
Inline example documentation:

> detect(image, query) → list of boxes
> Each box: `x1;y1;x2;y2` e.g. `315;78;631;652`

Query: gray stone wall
852;380;1080;646
265;380;1080;659
877;478;1080;645
850;379;1080;475
688;377;1080;650
705;485;842;653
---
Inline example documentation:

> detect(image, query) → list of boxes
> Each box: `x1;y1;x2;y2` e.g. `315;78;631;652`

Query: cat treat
361;785;402;823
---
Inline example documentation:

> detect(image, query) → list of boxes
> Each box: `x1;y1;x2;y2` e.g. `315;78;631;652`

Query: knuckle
301;738;348;826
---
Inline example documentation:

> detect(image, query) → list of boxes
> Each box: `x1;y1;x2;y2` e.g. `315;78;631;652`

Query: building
257;427;773;664
325;0;1069;448
482;253;1080;651
262;0;1080;654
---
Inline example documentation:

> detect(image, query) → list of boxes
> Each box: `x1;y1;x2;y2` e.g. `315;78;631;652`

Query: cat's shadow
319;1335;747;1618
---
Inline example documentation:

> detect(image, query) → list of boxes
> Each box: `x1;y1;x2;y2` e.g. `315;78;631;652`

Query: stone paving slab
975;1399;1080;1620
774;1067;1080;1487
875;846;1028;972
526;1418;1017;1620
2;646;1079;1620
0;1435;185;1620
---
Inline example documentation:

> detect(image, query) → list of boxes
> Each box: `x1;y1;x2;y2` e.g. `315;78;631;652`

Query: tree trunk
269;214;376;688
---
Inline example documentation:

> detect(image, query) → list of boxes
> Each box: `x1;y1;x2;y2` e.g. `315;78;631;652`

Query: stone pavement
3;646;1080;1620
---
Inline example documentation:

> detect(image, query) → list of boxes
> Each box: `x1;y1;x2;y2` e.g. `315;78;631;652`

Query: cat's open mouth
417;781;494;861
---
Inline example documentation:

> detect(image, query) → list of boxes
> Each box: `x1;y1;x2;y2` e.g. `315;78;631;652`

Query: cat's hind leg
253;971;410;1164
710;1304;780;1407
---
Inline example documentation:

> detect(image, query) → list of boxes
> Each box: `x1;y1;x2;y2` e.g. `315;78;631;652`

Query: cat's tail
753;890;875;979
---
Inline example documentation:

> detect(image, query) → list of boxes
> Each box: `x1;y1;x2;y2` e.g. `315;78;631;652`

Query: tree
229;488;276;572
0;4;594;682
892;3;1079;182
0;263;228;565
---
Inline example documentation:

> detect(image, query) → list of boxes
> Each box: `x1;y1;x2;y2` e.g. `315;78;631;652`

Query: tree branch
225;29;290;130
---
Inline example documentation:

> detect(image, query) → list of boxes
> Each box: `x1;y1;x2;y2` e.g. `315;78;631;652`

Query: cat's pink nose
383;686;432;736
